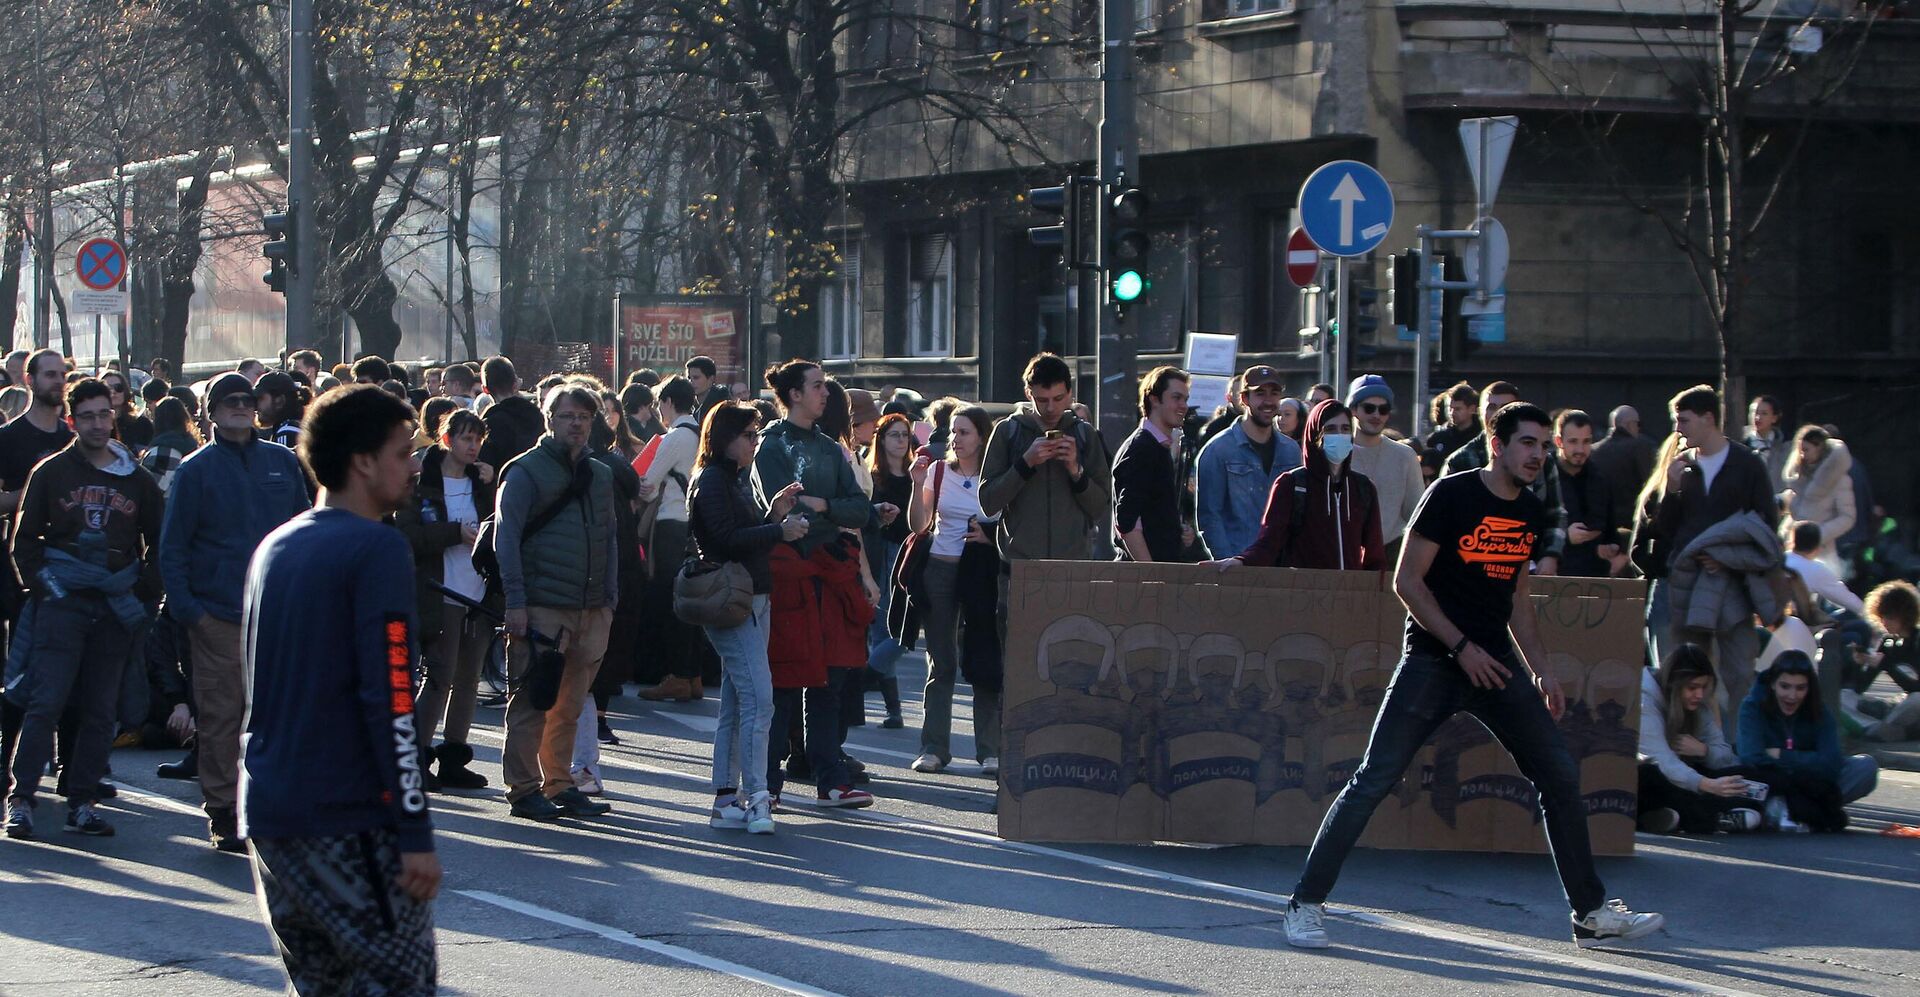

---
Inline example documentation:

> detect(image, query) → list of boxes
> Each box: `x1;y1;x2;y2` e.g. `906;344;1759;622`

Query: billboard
617;295;746;385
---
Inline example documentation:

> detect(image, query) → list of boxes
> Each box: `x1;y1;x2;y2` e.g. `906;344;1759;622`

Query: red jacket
1238;400;1388;572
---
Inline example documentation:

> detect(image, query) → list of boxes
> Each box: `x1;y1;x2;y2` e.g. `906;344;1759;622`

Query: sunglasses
221;395;258;410
1358;402;1392;416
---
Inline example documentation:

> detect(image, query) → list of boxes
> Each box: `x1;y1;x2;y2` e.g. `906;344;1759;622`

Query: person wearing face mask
1209;399;1386;573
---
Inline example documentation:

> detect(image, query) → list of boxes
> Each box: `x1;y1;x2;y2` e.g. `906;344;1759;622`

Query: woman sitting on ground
1637;644;1762;835
1737;650;1880;832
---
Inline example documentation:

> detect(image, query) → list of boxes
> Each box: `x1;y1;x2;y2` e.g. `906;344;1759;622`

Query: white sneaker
911;753;946;773
746;792;775;835
571;766;604;796
979;756;1000;776
710;798;749;830
1573;898;1665;949
1285;900;1329;949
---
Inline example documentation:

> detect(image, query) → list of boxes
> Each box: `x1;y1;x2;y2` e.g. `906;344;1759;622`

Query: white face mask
1320;433;1354;465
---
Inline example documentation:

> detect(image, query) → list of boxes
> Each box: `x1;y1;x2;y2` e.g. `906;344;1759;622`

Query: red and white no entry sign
75;238;126;292
1285;227;1321;288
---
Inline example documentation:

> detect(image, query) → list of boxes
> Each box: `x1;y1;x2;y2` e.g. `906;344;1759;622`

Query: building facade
816;0;1920;508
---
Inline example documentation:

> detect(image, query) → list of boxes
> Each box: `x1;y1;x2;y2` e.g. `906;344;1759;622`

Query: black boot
208;806;247;853
435;742;488;790
157;748;199;781
880;677;904;729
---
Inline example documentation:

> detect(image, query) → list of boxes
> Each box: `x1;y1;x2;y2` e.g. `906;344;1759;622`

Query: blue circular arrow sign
1298;161;1394;258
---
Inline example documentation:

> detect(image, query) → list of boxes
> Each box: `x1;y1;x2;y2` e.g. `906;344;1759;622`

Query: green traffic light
1112;269;1146;302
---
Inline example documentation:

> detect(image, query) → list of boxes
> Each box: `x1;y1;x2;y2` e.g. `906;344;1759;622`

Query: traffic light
1106;185;1150;308
1389;249;1421;331
1028;176;1097;269
1349;265;1380;340
262;208;295;295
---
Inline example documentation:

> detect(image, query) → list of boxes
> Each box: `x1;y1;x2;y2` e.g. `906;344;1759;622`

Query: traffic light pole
286;0;315;356
1095;0;1139;448
1415;224;1483;438
1332;256;1349;400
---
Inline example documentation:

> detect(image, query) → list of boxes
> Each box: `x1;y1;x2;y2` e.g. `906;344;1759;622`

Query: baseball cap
1241;365;1283;390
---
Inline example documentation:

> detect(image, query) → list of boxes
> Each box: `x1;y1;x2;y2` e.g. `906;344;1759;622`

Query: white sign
1459;117;1519;211
69;290;129;316
1462;217;1510;296
1186;374;1233;416
1183;332;1240;377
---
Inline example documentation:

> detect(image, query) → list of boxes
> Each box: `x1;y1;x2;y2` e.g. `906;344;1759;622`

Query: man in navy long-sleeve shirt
242;385;439;994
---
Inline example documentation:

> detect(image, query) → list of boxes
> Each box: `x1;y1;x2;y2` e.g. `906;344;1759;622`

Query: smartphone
1044;429;1065;441
1737;780;1769;802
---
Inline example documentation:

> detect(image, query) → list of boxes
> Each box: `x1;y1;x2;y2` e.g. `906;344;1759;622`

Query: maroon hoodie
1237;399;1388;571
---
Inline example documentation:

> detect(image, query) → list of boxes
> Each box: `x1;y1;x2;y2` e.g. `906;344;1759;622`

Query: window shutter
911;233;950;280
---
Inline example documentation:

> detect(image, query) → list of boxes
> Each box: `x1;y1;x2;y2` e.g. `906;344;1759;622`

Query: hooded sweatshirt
12;439;163;598
1237;400;1386;571
978;403;1113;562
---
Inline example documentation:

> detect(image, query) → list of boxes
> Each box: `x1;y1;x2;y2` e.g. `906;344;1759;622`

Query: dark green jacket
749;418;869;557
394;446;498;642
495;436;617;610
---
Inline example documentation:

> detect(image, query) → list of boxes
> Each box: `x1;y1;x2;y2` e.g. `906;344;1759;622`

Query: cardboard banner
618;296;745;384
997;562;1644;856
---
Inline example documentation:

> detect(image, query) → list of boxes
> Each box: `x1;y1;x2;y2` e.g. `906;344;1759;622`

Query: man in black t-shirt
0;349;79;801
1283;402;1665;953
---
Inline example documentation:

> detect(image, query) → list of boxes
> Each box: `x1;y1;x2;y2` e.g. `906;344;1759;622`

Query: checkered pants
250;828;437;996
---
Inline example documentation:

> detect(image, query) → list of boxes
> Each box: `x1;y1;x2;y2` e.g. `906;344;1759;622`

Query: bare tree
1529;0;1881;425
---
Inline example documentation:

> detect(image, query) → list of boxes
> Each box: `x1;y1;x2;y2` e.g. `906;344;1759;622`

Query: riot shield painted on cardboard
997;563;1642;856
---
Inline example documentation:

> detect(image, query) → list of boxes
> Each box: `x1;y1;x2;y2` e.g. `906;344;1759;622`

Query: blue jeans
1292;650;1607;917
1645;577;1673;670
867;539;905;677
706;595;773;796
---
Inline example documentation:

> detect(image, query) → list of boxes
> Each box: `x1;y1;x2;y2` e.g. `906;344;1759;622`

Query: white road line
114;783;208;818
458;890;850;997
557;751;1767;997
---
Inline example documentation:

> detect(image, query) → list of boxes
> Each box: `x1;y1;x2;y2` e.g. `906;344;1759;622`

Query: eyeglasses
1358;402;1392;416
883;430;912;440
221;395;258;410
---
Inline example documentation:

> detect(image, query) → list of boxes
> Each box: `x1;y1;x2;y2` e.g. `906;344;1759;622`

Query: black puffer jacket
689;458;783;594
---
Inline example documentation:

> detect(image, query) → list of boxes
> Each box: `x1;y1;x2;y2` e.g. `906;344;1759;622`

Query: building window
853;0;919;69
907;233;953;357
967;0;1031;51
821;242;862;360
1135;0;1157;32
1203;0;1294;19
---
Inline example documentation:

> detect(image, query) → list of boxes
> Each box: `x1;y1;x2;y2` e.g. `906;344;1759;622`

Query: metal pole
1411;243;1431;440
1095;0;1139;448
92;314;101;371
286;0;316;356
1475;122;1491;307
1333;256;1349;396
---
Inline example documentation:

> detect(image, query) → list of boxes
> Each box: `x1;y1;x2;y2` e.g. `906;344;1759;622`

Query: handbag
672;556;754;627
889;461;944;600
671;478;756;627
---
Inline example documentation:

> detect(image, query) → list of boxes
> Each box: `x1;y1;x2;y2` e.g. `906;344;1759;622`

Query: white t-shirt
926;465;984;558
1786;551;1866;617
441;475;487;604
1696;444;1730;492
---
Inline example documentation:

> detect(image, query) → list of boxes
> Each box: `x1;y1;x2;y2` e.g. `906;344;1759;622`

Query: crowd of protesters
0;336;1908;984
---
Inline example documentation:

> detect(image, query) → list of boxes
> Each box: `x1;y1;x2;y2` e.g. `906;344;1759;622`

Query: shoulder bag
671;477;755;627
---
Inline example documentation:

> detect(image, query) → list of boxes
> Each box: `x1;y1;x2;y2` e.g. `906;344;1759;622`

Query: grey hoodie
979;403;1112;563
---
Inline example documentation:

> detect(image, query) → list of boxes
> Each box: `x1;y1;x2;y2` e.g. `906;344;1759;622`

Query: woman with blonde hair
1780;424;1853;573
1630;432;1687;666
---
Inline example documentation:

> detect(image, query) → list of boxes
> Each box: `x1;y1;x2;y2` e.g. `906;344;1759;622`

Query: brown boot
639;676;696;702
691;677;705;700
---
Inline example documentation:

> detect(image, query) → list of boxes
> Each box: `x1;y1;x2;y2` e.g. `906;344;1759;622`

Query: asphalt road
3;653;1916;996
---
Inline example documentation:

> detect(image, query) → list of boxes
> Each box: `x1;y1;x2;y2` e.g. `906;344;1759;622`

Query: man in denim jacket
1195;365;1301;561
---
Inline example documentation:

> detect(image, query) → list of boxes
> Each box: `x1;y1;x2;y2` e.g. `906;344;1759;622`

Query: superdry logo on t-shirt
1457;516;1536;581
